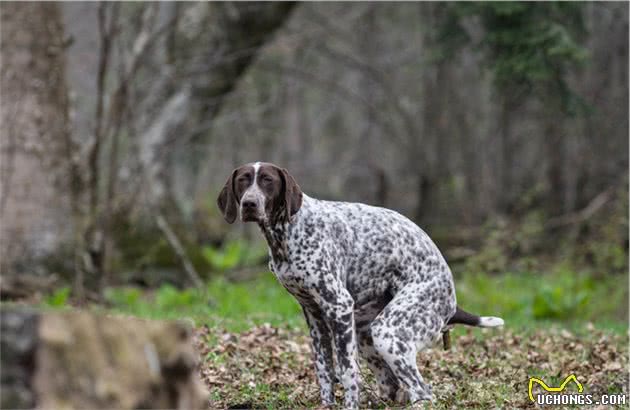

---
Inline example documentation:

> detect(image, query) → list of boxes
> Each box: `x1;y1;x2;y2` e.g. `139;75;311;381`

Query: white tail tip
478;316;504;327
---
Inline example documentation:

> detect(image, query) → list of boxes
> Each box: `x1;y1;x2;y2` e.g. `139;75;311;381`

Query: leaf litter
195;324;628;409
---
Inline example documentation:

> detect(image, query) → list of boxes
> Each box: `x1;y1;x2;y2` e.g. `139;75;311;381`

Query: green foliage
34;263;626;338
531;269;592;320
454;266;627;329
202;241;245;271
478;3;587;87
586;238;628;275
464;212;547;274
91;265;627;333
441;2;588;112
106;285;204;313
202;240;268;272
460;194;629;278
44;286;70;307
578;184;629;275
153;285;199;310
100;274;303;332
104;287;142;308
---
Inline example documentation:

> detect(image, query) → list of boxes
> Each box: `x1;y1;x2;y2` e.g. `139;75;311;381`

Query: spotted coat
217;162;504;409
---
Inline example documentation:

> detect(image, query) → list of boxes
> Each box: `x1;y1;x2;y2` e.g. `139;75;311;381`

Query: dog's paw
396;386;434;405
395;388;410;404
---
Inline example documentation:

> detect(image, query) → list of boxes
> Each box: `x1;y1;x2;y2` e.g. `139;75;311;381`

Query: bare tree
80;2;297;291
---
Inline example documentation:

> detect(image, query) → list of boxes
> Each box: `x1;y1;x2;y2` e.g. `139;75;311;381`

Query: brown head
217;162;303;225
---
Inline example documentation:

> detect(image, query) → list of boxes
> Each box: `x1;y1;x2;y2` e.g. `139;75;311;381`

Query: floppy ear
217;169;238;224
280;168;303;219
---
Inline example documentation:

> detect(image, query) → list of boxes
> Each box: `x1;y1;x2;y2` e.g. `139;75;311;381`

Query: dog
217;161;504;408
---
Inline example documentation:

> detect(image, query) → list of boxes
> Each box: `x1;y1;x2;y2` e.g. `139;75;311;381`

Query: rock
0;309;39;409
0;308;208;409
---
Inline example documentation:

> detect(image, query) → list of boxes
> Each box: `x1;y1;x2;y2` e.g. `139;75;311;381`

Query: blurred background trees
0;2;627;299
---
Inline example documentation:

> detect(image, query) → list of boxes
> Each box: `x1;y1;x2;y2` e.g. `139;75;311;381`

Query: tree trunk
190;2;296;121
0;2;75;274
156;2;296;200
498;94;514;214
543;94;567;216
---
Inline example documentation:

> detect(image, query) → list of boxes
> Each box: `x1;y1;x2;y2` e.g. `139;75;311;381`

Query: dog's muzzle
240;200;261;221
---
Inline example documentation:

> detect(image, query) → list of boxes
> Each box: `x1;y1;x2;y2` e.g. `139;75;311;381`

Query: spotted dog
217;162;504;409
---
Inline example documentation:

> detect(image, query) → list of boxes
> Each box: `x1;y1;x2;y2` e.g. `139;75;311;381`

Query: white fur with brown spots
218;162;504;409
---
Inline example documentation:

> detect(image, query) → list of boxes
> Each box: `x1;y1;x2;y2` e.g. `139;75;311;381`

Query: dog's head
217;162;302;225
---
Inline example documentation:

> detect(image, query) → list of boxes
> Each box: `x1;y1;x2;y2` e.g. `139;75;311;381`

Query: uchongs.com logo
528;374;627;406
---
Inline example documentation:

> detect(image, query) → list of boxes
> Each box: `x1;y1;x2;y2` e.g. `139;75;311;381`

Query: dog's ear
217;169;238;224
279;168;303;219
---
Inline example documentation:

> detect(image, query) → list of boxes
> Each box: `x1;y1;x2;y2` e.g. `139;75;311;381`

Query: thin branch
155;213;203;288
103;6;174;136
546;187;614;229
89;2;115;217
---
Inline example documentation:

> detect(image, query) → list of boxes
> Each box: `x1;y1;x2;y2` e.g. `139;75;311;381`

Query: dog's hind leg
357;324;400;401
369;286;446;404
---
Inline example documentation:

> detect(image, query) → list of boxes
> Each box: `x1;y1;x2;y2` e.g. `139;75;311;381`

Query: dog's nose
242;200;256;209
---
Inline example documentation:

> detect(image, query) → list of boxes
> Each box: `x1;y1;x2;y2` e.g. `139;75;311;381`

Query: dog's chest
270;260;316;302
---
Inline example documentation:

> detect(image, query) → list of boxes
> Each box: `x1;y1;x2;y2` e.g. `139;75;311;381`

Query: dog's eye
261;175;273;183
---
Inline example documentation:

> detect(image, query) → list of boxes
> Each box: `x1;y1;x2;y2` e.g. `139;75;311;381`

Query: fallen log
0;274;59;301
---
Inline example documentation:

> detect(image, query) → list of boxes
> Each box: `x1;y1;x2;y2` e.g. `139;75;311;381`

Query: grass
82;265;627;335
451;266;628;335
95;274;304;332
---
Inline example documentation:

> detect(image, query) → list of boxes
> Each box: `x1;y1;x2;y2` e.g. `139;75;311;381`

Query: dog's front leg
317;285;360;409
303;306;336;407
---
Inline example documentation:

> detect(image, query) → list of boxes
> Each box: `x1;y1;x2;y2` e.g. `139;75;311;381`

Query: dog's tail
447;306;504;328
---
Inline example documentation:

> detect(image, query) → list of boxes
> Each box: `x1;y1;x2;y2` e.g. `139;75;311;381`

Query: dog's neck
257;209;292;264
257;194;308;265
